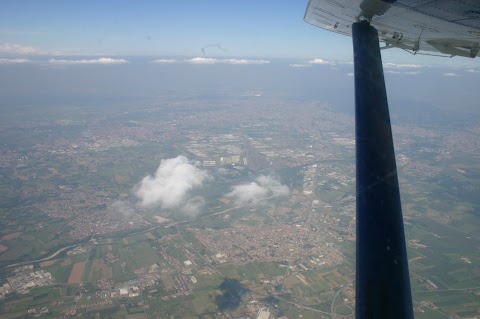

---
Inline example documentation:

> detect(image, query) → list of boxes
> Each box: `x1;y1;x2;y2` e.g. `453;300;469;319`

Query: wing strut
352;21;414;319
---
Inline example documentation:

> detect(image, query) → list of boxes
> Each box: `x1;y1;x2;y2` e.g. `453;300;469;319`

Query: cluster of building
94;277;147;300
32;190;149;240
62;299;114;317
114;286;141;298
92;262;198;302
5;266;54;295
302;164;317;195
27;306;49;317
2;96;362;248
67;245;88;256
184;133;249;169
0;282;13;299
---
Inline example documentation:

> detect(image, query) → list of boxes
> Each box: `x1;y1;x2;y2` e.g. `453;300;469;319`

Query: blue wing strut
352;20;414;319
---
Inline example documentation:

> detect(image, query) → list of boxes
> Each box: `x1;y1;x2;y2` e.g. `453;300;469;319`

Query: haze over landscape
1;1;479;318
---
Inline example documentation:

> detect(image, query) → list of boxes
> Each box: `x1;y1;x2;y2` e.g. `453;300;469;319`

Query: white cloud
0;43;37;54
48;58;128;65
383;62;423;69
187;57;218;64
152;59;179;63
180;196;206;216
186;57;270;65
111;200;135;217
347;72;354;77
226;175;290;206
289;63;311;68
0;58;31;64
308;58;333;65
134;156;211;212
222;58;270;65
443;72;460;77
466;69;479;73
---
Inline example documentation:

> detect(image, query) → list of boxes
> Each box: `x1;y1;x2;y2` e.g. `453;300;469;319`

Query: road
273;294;350;318
331;281;354;318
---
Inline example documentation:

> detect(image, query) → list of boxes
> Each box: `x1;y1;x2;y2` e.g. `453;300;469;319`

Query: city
0;91;479;318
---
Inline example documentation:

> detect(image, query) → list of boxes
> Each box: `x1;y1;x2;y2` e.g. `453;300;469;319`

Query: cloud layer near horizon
134;156;210;214
289;63;311;68
308;58;332;65
226;175;289;206
153;57;270;65
49;58;128;65
443;72;460;77
288;57;335;67
0;58;31;64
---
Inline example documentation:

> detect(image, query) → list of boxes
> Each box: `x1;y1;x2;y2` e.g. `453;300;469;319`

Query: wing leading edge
304;0;480;58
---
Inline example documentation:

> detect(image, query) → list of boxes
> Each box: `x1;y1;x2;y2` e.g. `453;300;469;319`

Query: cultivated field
68;261;86;283
40;259;58;267
1;232;22;241
87;259;112;281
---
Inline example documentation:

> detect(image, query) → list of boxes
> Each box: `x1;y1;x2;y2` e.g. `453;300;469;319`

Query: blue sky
0;1;346;57
0;0;478;66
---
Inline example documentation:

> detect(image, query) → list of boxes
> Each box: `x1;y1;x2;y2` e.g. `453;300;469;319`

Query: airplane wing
304;1;479;318
304;0;480;58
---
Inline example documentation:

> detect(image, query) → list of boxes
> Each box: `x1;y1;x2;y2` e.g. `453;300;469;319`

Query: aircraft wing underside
304;0;480;58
